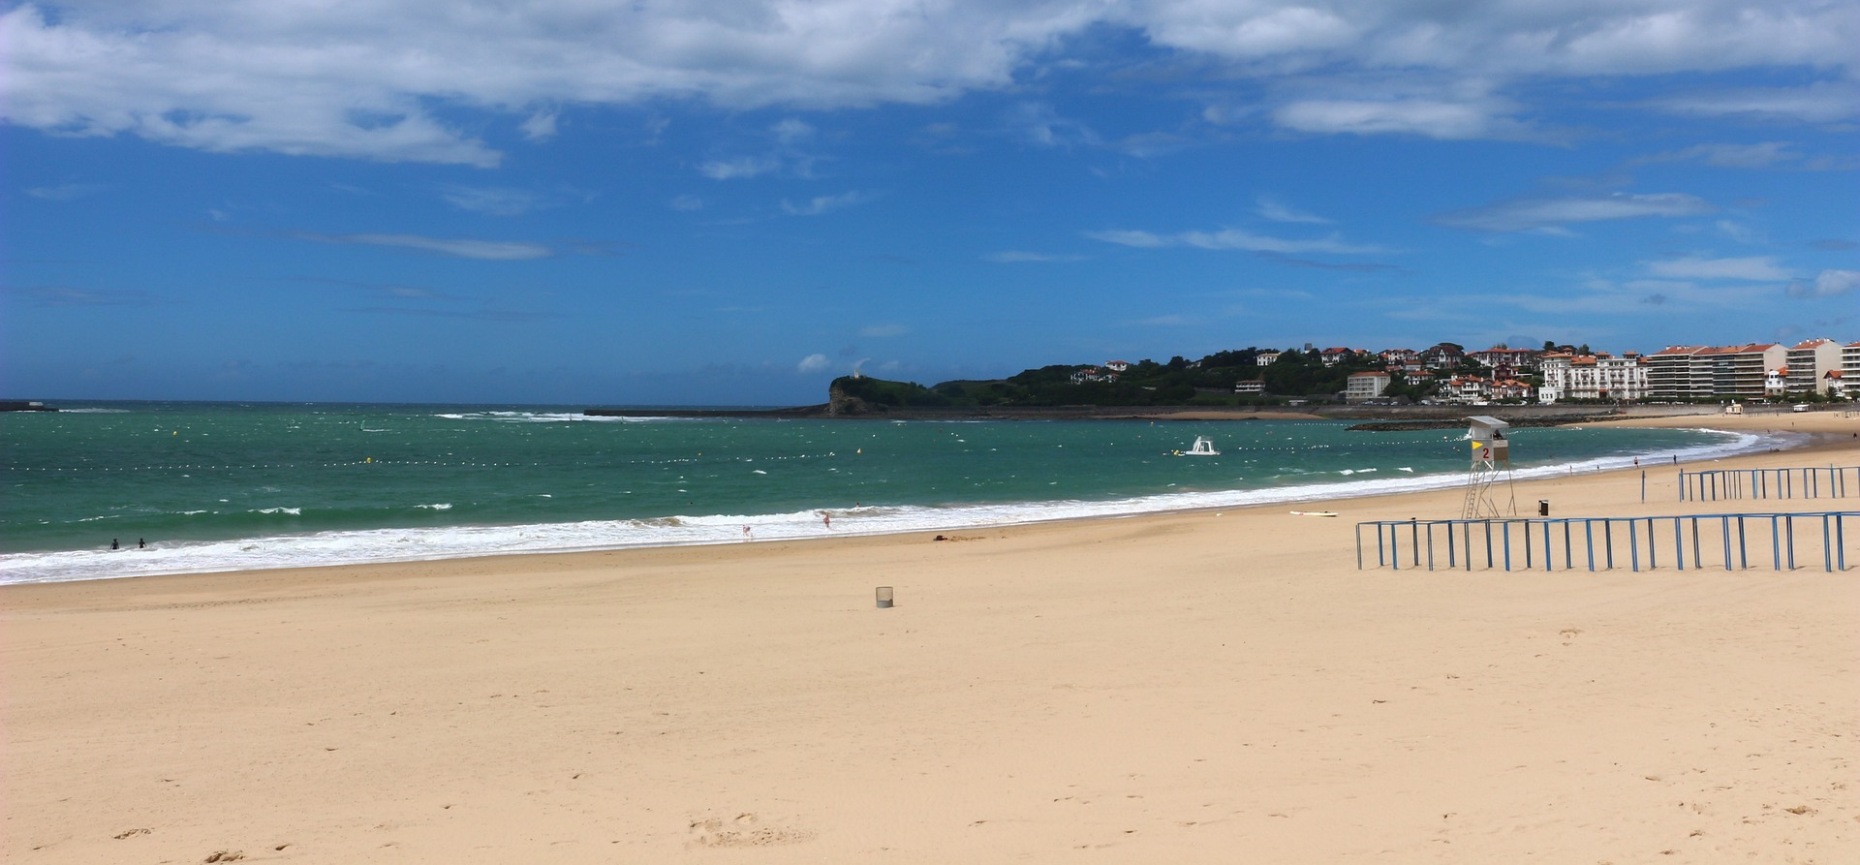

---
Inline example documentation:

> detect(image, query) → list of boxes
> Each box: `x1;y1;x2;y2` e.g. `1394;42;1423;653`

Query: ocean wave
0;428;1782;586
436;410;692;424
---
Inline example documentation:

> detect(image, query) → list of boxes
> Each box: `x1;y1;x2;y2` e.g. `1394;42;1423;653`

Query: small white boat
1176;436;1221;457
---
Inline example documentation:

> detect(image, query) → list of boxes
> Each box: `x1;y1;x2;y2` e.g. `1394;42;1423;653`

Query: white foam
436;410;694;424
0;429;1785;586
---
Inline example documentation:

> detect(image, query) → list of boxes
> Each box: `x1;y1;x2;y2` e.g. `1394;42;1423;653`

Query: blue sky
4;1;1857;406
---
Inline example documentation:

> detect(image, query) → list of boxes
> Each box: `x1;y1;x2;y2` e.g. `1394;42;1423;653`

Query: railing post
1628;518;1639;572
1787;514;1797;570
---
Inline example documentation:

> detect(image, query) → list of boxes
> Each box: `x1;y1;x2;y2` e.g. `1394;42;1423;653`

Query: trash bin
1538;499;1550;516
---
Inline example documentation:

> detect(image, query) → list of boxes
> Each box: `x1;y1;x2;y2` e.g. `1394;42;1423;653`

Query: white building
1233;379;1265;395
1785;338;1844;395
1344;371;1390;402
1765;368;1789;397
1843;342;1860;398
1539;353;1648;402
1255;351;1281;366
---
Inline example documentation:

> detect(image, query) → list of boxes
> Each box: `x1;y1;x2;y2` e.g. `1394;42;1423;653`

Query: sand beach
5;409;1857;863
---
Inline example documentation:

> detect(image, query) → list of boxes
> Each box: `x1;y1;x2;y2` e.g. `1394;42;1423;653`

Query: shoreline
6;410;1857;864
0;419;1793;587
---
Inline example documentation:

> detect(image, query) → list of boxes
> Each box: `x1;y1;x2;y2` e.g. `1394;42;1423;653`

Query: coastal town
1086;338;1860;406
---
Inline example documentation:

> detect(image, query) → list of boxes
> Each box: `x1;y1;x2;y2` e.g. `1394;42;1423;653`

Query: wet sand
5;409;1856;863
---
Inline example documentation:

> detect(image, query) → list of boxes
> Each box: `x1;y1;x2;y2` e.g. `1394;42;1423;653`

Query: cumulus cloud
4;1;1858;164
1787;269;1860;298
796;353;831;373
520;111;558;142
1435;192;1715;233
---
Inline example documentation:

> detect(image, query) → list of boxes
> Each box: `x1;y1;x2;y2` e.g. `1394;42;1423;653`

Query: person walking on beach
822;512;832;529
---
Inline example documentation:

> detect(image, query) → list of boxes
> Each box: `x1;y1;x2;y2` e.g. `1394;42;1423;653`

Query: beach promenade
5;411;1856;863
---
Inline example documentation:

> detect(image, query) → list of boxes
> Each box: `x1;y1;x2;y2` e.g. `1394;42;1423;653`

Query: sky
3;1;1858;406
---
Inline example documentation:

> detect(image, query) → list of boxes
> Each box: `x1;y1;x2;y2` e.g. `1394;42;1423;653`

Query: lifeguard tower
1462;415;1516;519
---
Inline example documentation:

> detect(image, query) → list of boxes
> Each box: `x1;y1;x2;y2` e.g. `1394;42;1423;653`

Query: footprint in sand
686;812;815;847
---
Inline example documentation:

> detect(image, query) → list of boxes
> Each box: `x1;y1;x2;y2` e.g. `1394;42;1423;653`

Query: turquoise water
1;402;1757;583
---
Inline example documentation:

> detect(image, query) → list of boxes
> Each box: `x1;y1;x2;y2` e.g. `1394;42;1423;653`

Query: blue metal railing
1679;466;1858;502
1356;511;1855;573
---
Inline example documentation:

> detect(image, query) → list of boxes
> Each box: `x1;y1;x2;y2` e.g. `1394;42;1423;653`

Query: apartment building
1785;338;1844;395
1344;371;1391;402
1646;346;1711;399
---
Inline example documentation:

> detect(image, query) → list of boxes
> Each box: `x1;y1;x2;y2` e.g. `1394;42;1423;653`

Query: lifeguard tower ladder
1462;415;1517;519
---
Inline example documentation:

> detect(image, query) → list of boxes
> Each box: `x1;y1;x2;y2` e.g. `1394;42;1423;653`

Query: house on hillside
1320;347;1358;367
1423;343;1466;369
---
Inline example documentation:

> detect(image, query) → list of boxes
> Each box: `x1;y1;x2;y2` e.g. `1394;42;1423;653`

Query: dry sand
6;410;1857;863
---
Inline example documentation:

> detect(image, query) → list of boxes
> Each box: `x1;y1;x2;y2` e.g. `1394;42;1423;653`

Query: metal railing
1356;511;1855;573
1679;466;1859;502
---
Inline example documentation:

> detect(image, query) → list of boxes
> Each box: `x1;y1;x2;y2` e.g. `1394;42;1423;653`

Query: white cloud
1436;192;1715;233
780;190;869;216
1788;269;1860;298
300;232;555;260
1086;227;1385;255
669;194;704;212
699;156;781;180
986;250;1085;263
520;111;558;141
1646;256;1789;282
772;118;815;144
437;185;548;217
26;182;106;201
1254;196;1330;224
1639;142;1798;169
1006;101;1099;148
5;0;1858;164
797;353;831;373
1273;98;1523;140
1656;81;1860;123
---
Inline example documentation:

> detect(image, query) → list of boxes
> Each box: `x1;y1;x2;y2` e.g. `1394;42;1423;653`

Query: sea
0;401;1779;585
